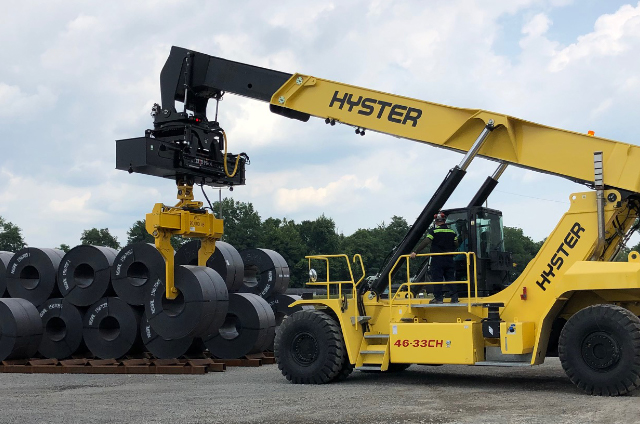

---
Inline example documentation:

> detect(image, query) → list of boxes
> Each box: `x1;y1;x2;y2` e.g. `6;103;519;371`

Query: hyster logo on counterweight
536;222;585;291
329;91;423;127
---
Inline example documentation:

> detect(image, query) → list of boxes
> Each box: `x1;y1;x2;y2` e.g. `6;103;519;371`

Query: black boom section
117;47;312;187
160;46;298;114
369;167;467;295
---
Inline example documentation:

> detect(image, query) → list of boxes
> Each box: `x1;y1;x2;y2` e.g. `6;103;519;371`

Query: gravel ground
0;358;638;424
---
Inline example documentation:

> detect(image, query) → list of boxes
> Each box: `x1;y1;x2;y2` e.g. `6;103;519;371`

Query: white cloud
275;174;382;213
1;0;639;250
522;13;552;37
0;84;57;118
550;3;640;72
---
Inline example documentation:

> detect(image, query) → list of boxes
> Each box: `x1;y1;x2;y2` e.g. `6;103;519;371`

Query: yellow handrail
388;251;478;313
305;253;367;330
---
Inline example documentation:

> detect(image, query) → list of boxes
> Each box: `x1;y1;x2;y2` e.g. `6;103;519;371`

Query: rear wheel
559;304;640;396
275;309;345;384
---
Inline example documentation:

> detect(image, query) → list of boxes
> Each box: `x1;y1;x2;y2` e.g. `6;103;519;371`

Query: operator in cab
410;211;459;304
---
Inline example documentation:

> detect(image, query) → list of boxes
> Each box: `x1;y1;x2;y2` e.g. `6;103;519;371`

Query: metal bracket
146;183;224;299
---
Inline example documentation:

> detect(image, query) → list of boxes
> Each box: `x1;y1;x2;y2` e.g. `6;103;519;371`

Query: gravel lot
0;358;638;424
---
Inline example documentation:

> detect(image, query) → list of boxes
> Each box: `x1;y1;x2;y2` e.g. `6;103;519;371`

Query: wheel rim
581;331;621;371
291;332;319;366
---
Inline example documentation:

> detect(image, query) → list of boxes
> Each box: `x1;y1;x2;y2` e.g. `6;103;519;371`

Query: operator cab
443;206;512;296
412;207;512;297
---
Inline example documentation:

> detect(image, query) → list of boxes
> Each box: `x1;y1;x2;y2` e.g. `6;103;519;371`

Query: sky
1;0;640;249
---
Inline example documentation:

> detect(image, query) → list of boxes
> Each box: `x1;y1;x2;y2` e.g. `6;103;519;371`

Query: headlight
309;268;318;282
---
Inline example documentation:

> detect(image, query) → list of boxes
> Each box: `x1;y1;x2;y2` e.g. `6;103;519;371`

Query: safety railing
306;254;366;326
388;252;478;313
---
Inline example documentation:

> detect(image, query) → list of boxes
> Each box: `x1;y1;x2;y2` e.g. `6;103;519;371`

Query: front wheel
558;304;640;396
275;309;345;384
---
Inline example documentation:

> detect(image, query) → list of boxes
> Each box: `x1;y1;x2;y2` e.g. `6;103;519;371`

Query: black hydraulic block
115;136;246;187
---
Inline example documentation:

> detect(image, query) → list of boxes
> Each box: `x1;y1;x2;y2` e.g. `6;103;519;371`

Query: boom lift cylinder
468;162;508;208
368;121;495;295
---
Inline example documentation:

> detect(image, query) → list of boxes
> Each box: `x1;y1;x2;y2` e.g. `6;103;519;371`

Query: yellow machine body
291;187;640;370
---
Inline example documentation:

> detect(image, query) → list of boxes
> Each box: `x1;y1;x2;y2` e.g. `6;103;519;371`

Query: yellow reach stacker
118;47;640;396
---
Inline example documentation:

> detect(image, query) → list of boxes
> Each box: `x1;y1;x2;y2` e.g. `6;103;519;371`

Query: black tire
275;309;345;384
332;344;354;382
559;304;640;396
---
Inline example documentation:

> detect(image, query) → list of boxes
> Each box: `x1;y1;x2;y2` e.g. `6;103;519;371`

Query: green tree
57;244;71;253
126;219;186;250
0;216;26;252
214;198;262;250
80;228;121;249
298;214;341;254
127;220;154;244
260;217;307;287
342;216;410;276
503;226;543;281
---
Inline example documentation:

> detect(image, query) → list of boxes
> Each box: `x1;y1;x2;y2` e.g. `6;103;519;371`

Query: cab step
364;334;389;339
351;316;372;325
474;361;531;367
356;365;382;371
360;350;385;354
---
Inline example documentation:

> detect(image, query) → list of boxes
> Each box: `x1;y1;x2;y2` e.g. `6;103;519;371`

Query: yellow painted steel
388;252;479;313
292;188;640;369
500;321;535;355
267;70;640;371
478;189;640;364
271;74;640;192
145;183;223;299
389;322;484;364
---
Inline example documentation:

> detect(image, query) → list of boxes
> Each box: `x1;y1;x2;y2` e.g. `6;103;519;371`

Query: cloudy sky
2;0;640;250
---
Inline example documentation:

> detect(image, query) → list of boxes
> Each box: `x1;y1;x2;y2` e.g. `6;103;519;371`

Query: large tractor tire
332;345;354;382
558;304;640;396
275;309;345;384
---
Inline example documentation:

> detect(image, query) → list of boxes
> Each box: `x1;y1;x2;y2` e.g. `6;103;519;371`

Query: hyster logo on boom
536;222;585;291
329;91;423;127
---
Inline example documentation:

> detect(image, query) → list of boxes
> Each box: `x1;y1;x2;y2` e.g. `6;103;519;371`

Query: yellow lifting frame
145;183;224;300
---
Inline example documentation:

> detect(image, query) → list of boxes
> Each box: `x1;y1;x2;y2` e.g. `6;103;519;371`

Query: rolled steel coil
83;297;142;359
267;293;313;326
0;298;43;361
239;248;289;298
140;313;196;359
112;243;167;306
58;245;118;307
6;248;64;306
0;251;13;297
203;293;276;359
175;240;244;292
38;298;84;359
146;265;228;339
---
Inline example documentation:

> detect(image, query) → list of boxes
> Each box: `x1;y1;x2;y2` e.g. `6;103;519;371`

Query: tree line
2;199;637;287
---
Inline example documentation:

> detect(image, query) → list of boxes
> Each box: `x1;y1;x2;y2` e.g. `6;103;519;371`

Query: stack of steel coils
0;241;302;361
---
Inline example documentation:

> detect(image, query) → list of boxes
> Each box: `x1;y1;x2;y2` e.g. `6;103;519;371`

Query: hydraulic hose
222;130;241;178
